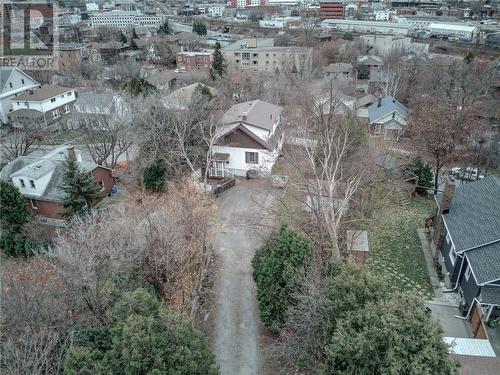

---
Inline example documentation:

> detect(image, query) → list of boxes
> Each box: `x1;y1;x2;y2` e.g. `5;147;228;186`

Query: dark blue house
436;176;500;323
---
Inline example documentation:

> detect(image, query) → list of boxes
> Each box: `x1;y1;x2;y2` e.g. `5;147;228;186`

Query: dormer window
20;179;25;188
29;180;36;188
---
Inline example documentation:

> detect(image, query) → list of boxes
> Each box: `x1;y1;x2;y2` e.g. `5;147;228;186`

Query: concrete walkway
417;228;443;300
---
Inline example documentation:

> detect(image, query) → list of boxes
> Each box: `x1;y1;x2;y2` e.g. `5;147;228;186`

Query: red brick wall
91;166;114;198
26;166;114;220
176;53;212;74
26;199;66;220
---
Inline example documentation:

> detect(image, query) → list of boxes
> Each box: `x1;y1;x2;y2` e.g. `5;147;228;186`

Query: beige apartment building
222;38;313;73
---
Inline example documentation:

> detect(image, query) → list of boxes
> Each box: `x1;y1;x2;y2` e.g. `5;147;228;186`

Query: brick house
176;50;213;74
0;147;114;224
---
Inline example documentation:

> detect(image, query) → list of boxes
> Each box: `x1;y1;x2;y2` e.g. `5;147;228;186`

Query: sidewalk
417;228;443;300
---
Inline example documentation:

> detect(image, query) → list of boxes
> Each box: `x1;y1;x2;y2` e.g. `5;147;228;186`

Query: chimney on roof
241;112;247;121
67;147;76;160
377;97;382;107
441;181;455;214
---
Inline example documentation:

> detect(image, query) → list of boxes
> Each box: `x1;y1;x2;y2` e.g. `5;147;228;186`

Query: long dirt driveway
212;181;276;375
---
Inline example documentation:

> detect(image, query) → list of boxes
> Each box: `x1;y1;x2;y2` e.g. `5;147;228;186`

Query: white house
210;100;284;178
0;68;40;125
9;85;77;126
368;96;409;141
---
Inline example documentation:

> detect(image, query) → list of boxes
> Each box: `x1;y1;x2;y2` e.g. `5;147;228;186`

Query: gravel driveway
212;181;276;375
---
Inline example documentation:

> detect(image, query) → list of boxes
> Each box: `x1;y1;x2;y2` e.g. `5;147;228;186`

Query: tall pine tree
158;20;170;35
61;155;99;217
211;42;226;79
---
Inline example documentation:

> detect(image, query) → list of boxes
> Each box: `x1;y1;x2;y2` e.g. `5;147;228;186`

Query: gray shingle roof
0;68;13;92
0;147;97;202
368;96;409;124
444;176;500;252
466;242;500;285
222;100;283;131
479;285;500;305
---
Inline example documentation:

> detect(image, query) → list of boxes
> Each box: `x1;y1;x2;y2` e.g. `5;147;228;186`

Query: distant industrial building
428;23;478;41
321;19;413;36
319;0;345;20
222;38;312;73
394;15;460;29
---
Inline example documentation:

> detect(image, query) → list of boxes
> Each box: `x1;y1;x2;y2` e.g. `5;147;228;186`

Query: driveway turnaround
213;181;275;375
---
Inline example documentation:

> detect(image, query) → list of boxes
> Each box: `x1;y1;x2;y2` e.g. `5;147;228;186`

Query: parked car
450;167;484;181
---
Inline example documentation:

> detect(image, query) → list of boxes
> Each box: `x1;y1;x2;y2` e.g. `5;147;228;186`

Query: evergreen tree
119;31;127;44
0;180;34;256
158;20;170;35
193;21;207;36
252;224;312;333
64;288;219;375
403;156;433;194
143;160;166;191
0;180;31;233
122;76;157;97
321;293;457;374
131;27;138;39
61;155;100;217
129;37;139;50
210;42;226;79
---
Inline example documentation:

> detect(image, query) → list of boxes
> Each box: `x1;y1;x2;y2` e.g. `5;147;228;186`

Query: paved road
213;181;276;375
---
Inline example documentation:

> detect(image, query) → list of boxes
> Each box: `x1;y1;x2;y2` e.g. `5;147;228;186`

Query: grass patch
38;128;82;145
364;190;435;298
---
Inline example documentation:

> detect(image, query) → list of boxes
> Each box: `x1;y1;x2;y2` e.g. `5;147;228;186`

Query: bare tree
1;258;72;375
407;98;471;191
298;5;319;47
137;90;225;179
0;125;47;163
277;96;364;261
72;94;133;168
380;49;405;98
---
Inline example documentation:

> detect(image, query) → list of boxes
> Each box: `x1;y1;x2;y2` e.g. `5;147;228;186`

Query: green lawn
365;193;435;298
38;128;82;145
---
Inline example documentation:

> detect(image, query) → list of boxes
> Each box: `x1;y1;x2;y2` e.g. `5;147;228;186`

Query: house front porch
208;153;233;179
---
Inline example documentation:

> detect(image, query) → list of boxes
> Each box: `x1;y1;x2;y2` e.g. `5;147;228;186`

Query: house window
245;152;258;164
242;52;250;60
98;180;105;192
465;264;472;281
374;124;382;134
21;79;25;84
64;105;70;114
67;92;72;97
51;98;56;103
20;179;25;188
449;245;456;266
52;109;60;119
29;180;36;188
9;82;13;88
30;199;38;209
25;102;29;108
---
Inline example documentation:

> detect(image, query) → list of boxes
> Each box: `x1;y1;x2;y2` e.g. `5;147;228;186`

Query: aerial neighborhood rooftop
0;0;499;373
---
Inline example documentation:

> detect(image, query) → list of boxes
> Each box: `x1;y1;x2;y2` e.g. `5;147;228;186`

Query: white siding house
210;100;284;177
9;85;77;125
0;68;40;124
